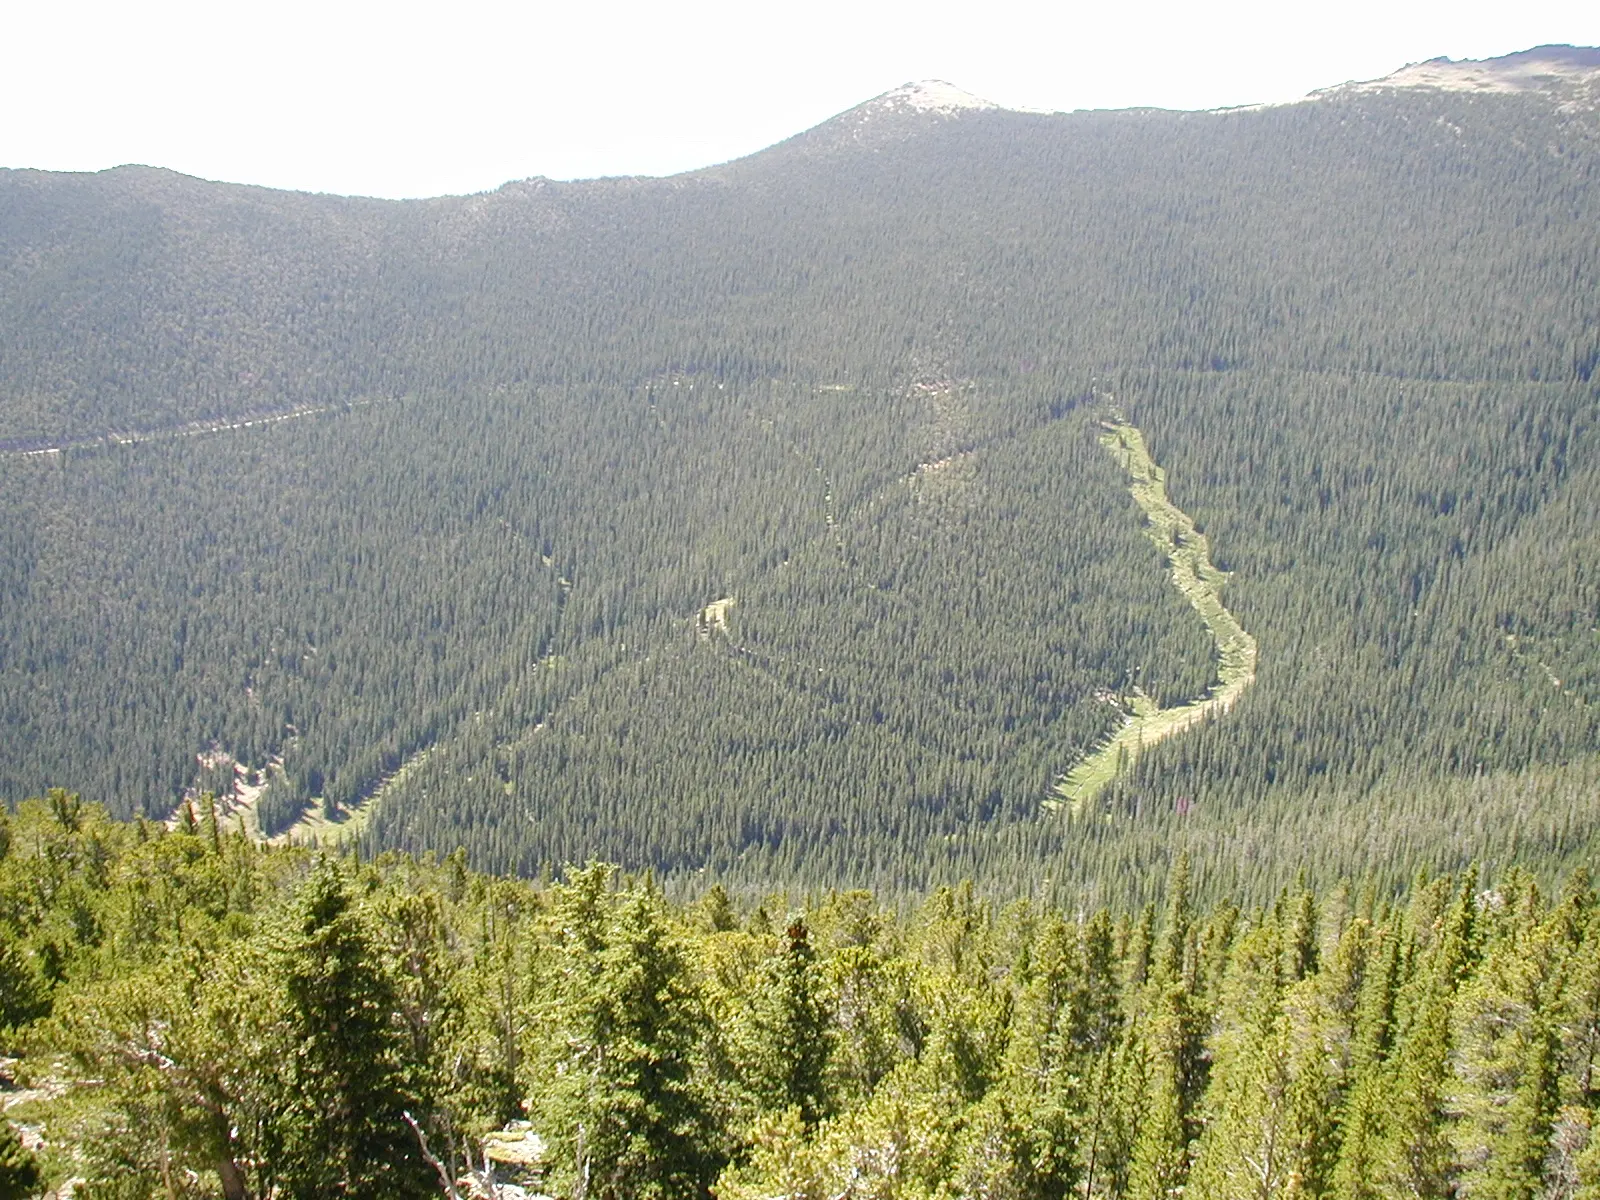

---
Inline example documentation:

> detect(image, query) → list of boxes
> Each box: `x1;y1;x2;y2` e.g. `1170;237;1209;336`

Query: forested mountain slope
1;47;1598;898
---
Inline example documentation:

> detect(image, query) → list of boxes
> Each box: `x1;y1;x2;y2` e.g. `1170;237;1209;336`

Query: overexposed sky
5;0;1598;199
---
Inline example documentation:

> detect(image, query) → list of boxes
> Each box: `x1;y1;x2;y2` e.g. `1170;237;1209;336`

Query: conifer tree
1081;910;1125;1056
1478;1019;1560;1200
743;918;834;1127
1125;906;1157;994
697;884;738;934
1281;977;1347;1200
537;886;723;1200
1331;1075;1390;1200
1131;855;1210;1200
1328;919;1402;1200
1452;913;1564;1200
261;859;430;1199
0;1121;40;1200
1155;854;1194;986
1365;872;1483;1200
1576;1122;1600;1200
1128;996;1192;1200
0;940;47;1036
1189;922;1294;1200
1286;890;1319;983
1376;983;1456;1200
954;1086;1078;1200
1082;1019;1148;1200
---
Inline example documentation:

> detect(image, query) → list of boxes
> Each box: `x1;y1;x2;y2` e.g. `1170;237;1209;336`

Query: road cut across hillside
1052;415;1258;815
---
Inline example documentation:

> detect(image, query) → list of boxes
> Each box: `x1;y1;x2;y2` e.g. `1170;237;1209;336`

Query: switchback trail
1053;415;1258;814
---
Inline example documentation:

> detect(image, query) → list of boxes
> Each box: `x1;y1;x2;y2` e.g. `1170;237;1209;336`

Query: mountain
1327;43;1600;101
1;49;1597;901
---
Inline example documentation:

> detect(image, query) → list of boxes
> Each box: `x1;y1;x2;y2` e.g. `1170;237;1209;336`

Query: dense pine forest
8;44;1600;1198
2;797;1599;1199
5;56;1600;894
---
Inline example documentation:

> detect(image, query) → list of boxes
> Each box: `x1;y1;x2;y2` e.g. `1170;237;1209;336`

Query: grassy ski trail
1053;416;1258;814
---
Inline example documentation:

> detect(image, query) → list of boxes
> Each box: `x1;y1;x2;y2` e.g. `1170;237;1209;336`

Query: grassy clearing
271;748;433;848
698;597;737;638
1052;417;1258;815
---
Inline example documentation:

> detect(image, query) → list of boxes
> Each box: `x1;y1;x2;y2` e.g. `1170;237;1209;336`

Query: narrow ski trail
1053;414;1258;814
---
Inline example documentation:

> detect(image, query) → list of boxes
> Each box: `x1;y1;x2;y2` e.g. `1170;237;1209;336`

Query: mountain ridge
1322;42;1600;103
7;45;1597;202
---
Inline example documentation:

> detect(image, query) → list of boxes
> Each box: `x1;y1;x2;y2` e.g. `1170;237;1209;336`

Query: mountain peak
1329;44;1600;99
743;79;1020;165
869;80;1003;115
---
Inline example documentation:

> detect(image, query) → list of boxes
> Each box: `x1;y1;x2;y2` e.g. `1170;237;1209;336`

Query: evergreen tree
1452;917;1564;1200
261;859;430;1199
0;940;48;1038
1331;1075;1390;1200
538;887;723;1200
0;1122;39;1200
1189;922;1294;1200
1376;986;1456;1200
1079;1015;1148;1200
1128;981;1196;1200
1286;890;1320;983
954;1087;1078;1200
743;917;834;1127
1129;855;1206;1200
1576;1120;1600;1200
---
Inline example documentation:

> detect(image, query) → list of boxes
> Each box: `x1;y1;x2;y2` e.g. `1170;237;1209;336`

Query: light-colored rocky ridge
1319;45;1600;102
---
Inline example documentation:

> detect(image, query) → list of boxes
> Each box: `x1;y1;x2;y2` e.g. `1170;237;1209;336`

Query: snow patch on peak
768;79;1050;162
876;80;1002;114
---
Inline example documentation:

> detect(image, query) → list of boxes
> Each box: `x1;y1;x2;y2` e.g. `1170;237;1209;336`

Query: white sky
4;0;1598;199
